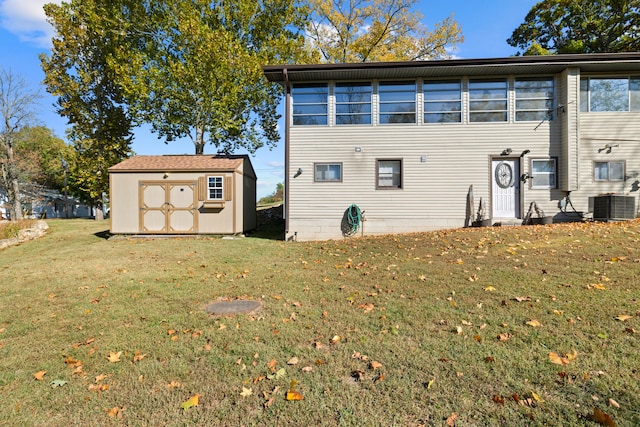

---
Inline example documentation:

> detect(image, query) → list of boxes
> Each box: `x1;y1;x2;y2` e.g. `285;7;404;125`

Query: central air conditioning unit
592;194;636;221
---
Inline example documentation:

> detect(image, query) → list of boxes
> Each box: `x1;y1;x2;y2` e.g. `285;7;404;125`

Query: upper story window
515;78;554;121
423;80;462;123
378;81;416;124
580;77;640;112
292;83;328;125
335;82;372;125
208;176;223;200
469;79;508;122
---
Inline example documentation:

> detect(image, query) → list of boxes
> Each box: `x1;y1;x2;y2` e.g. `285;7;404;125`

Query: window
292;83;328;125
515;78;554;121
594;161;625;181
580;77;640;112
335;82;372;125
530;159;557;189
469;79;508;122
423;80;461;123
379;81;416;124
208;176;223;199
314;163;342;182
377;159;402;189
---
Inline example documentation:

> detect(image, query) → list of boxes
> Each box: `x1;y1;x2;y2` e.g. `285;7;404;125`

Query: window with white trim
377;159;402;189
515;78;554;121
469;79;508;122
379;81;416;124
335;82;372;125
423;80;462;123
208;176;223;199
594;161;625;181
314;163;342;182
580;77;640;112
530;158;557;189
292;83;328;125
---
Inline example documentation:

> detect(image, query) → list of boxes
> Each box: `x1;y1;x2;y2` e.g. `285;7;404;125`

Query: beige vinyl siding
288;121;561;240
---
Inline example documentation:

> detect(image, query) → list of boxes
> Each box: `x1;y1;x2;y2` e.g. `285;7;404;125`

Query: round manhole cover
205;300;262;315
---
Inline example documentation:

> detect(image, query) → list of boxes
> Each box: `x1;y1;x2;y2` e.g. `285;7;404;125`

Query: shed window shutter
225;176;232;201
198;177;205;201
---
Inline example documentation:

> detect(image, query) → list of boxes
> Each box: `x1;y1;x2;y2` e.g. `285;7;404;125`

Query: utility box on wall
591;195;636;221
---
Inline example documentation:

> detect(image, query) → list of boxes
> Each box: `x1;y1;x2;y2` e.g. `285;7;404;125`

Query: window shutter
225;176;233;201
198;177;205;201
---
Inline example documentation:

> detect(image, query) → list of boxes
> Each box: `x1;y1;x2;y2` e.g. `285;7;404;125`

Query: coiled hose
344;204;362;237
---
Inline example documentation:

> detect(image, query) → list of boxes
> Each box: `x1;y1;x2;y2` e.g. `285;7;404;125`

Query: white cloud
265;161;284;168
0;0;62;48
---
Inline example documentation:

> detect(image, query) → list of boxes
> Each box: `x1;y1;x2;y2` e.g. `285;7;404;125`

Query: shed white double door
139;181;198;233
491;159;520;219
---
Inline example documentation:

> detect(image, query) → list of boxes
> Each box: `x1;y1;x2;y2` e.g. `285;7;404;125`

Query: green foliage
13;126;73;192
0;219;35;239
508;0;640;55
41;1;134;209
258;182;284;205
306;0;463;62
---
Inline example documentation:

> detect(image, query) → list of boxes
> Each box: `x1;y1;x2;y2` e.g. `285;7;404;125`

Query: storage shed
109;155;257;235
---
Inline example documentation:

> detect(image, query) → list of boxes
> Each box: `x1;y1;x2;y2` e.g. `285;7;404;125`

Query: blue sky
0;0;538;198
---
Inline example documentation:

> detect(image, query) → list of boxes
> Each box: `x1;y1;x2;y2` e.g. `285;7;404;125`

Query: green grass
1;219;639;426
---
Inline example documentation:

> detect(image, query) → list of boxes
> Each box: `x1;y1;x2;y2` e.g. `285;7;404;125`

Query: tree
13;126;74;192
305;0;463;63
258;182;284;205
42;0;310;157
0;68;41;220
508;0;640;55
42;1;136;218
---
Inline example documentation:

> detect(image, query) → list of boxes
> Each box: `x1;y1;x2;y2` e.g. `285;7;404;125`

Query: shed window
208;176;223;199
379;81;416;124
292;83;328;125
469;79;508;122
423;80;461;123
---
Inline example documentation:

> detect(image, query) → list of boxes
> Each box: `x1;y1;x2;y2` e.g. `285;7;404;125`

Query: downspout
283;68;291;237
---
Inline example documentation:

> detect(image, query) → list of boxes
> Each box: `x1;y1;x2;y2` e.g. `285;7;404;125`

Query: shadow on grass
247;220;285;241
94;229;112;240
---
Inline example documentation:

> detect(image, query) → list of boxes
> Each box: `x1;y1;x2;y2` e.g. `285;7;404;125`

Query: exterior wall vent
592;195;636;221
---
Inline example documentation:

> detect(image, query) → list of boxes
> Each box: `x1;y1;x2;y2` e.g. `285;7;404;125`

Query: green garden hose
345;204;362;237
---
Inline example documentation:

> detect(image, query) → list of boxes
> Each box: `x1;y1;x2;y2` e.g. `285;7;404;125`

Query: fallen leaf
497;333;511;342
286;390;304;401
370;361;383;370
133;351;146;363
373;373;385;383
446;412;458;426
526;320;542;327
166;381;182;389
181;394;200;410
608;398;620;409
240;387;252;397
34;370;47;381
591;407;616;426
531;391;544;402
106;351;122;363
427;379;435;389
301;366;313;373
266;359;277;373
267;368;286;380
615;315;633;322
514;296;531;302
287;357;299;365
493;395;505;405
50;380;67;388
105;407;123;418
329;335;341;345
549;350;578;365
484;286;496;292
351;370;366;381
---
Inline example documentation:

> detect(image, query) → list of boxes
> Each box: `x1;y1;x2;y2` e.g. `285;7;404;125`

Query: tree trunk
4;143;22;220
194;126;205;155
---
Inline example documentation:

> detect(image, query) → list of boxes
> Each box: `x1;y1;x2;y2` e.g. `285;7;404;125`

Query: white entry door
492;159;520;218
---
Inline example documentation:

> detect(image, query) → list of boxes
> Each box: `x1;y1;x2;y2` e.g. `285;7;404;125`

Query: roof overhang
264;53;640;82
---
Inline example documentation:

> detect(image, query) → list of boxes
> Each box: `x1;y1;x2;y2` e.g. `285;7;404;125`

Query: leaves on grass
526;319;542;327
133;351;146;363
287;357;299;365
34;370;46;381
285;379;303;401
240;387;252;398
370;361;383;370
615;315;632;322
590;407;616;426
497;333;511;342
608;398;620;409
266;359;277;373
446;412;457;426
105;407;124;418
267;368;286;380
548;350;578;365
329;335;341;345
50;380;67;388
484;286;496;292
181;394;200;410
107;351;122;363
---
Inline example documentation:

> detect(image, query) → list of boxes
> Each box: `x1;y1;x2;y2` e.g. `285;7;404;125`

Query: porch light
354;146;363;153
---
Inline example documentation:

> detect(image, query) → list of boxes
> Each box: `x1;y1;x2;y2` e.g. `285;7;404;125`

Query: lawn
0;219;638;426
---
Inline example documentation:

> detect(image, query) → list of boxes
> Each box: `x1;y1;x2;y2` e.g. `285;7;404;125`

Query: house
263;53;640;241
108;155;257;235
